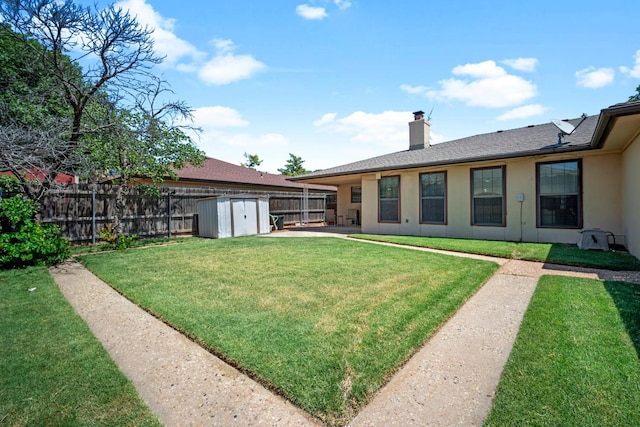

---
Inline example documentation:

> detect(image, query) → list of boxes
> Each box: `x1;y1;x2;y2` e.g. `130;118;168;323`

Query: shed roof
291;115;599;180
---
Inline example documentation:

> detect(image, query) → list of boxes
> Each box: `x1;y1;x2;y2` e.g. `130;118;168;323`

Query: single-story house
138;156;336;195
290;101;640;258
134;157;337;226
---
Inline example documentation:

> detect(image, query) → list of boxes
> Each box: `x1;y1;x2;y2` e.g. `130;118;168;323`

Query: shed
197;195;270;238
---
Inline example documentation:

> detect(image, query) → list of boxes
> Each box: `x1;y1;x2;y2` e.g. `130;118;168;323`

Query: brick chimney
409;110;430;150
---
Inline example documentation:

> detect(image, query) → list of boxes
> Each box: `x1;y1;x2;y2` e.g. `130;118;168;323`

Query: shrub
0;194;70;268
99;224;138;250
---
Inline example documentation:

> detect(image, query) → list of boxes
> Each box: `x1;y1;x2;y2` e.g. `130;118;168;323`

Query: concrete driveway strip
349;273;538;427
51;260;321;427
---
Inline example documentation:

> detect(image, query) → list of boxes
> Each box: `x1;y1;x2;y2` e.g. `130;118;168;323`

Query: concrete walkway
51;261;322;427
49;231;640;426
348;268;536;427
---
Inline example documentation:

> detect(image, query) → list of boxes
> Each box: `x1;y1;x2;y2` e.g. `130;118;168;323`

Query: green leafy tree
0;23;72;125
240;153;263;170
278;153;310;176
629;85;640;102
84;81;204;233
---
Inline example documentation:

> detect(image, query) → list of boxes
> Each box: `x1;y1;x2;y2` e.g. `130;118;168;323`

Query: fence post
167;192;172;238
92;188;96;244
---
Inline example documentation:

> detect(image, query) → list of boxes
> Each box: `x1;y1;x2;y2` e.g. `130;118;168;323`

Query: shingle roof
174;157;335;191
291;115;599;180
0;169;75;184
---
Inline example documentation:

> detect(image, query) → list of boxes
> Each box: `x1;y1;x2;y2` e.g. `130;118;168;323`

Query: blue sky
91;0;639;173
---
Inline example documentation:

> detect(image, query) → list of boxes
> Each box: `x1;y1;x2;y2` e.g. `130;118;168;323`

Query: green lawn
0;267;160;426
485;275;640;426
352;234;640;271
78;236;499;424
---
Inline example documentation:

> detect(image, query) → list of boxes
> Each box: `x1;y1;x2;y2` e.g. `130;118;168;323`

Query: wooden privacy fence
36;184;330;243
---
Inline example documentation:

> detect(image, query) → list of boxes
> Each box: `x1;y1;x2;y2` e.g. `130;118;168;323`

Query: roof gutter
591;101;640;149
290;144;594;182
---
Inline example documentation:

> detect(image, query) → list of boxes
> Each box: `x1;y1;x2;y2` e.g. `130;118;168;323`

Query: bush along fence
35;184;331;243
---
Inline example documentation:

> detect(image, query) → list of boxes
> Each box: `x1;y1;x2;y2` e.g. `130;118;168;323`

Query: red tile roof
174;157;335;192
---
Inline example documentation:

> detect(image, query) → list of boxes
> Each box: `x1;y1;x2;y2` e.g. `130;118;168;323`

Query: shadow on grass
546;243;640;271
605;280;640;359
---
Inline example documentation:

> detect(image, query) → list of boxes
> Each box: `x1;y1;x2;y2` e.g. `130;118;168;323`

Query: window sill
537;225;581;229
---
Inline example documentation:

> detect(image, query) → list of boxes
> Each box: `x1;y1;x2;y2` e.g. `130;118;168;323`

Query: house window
471;166;505;226
378;176;400;222
537;160;582;228
420;172;446;224
351;186;362;203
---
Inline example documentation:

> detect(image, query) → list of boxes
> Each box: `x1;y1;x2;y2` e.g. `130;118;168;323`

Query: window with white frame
537;160;582;228
378;176;400;222
420;172;446;224
471;166;505;226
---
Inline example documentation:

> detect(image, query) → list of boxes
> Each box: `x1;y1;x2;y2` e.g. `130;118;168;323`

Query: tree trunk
113;182;128;236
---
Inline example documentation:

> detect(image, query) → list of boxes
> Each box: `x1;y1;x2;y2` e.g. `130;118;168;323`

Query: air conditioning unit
577;228;611;251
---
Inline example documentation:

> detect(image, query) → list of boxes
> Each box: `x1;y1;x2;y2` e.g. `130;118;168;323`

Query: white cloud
199;54;266;85
575;67;615;88
452;60;507;78
423;60;537;108
115;0;203;67
334;0;352;10
179;106;287;173
430;131;446;144
115;0;265;85
502;57;538;72
497;104;548;121
314;110;447;148
211;38;235;55
400;84;429;95
296;4;328;20
620;50;640;78
198;39;266;85
190;106;249;130
404;60;540;108
313;113;337;126
314;110;411;149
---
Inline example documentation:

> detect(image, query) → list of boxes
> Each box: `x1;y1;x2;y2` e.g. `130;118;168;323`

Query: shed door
232;199;258;237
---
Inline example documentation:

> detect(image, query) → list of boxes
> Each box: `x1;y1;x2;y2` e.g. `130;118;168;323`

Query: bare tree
0;107;74;200
0;0;163;191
